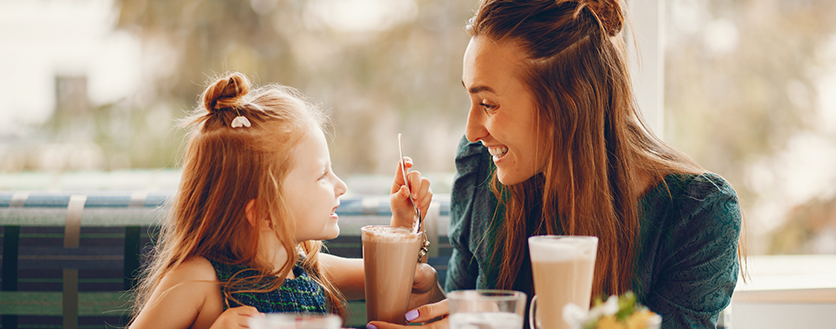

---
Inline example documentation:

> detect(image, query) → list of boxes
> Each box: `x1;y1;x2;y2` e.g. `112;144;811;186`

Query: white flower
231;115;251;128
601;295;619;316
563;303;587;328
564;295;621;329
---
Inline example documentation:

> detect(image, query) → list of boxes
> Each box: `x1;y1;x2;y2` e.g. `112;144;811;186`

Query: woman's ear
245;199;258;228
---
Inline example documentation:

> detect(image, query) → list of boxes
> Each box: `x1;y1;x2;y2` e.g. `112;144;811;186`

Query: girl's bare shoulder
165;256;219;284
130;257;222;329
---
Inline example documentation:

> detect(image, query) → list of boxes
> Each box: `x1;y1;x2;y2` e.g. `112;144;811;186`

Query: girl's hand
390;157;432;229
367;299;449;329
209;306;261;329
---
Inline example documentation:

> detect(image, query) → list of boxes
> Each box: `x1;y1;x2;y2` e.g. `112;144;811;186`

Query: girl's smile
283;125;347;242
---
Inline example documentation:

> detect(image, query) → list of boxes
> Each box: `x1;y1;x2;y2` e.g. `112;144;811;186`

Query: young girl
128;72;433;329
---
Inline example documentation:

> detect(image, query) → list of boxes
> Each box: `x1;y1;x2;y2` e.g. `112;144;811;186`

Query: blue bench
0;191;452;329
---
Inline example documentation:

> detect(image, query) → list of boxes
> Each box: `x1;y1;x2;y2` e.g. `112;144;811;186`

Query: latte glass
528;235;598;329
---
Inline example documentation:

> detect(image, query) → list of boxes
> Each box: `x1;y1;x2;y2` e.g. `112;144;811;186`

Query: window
1;0;834;256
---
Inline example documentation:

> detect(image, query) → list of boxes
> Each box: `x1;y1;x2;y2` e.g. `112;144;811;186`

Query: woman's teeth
489;146;508;161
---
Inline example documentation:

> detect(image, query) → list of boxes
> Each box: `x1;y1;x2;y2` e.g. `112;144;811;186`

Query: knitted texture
209;259;328;314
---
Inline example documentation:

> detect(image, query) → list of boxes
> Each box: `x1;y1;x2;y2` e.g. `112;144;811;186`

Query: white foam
528;236;598;262
361;225;421;242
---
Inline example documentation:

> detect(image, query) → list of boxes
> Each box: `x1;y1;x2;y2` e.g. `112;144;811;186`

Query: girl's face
462;36;546;185
283;125;347;242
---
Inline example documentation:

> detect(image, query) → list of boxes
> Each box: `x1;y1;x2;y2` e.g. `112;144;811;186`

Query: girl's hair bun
203;72;251;112
578;0;624;37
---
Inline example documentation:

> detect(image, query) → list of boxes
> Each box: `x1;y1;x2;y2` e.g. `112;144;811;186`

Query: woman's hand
409;263;445;309
390;156;432;229
367;299;449;329
209;306;261;329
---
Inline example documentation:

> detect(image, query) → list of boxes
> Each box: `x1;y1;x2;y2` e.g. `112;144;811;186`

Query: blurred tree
664;0;836;254
666;0;836;202
769;197;836;254
114;0;476;179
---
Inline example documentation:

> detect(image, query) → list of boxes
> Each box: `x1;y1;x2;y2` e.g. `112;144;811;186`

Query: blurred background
1;0;835;256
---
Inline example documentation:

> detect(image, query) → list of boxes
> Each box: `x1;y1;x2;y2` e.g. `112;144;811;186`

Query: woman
370;1;742;329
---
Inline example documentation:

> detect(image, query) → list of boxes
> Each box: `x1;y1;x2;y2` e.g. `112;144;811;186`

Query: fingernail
405;309;419;321
366;324;377;329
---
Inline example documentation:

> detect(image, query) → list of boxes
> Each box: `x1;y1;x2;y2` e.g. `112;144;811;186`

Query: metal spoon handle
398;133;422;233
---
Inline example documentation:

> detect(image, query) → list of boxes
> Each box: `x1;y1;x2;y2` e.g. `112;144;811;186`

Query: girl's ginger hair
468;0;706;300
131;72;345;321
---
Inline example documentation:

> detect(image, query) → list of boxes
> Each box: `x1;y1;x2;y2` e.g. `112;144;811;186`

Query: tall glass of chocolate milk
361;225;423;324
528;235;598;329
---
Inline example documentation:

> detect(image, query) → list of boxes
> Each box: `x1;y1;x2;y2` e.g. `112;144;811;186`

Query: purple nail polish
405;309;420;321
366;324;377;329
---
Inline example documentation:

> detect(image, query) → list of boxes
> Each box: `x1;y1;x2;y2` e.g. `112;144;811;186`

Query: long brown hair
131;72;345;321
468;0;703;299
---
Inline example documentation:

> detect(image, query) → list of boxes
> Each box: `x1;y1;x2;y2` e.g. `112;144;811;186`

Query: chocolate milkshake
361;225;423;324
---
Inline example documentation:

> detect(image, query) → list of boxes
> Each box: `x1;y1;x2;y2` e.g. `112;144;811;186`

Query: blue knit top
208;259;329;314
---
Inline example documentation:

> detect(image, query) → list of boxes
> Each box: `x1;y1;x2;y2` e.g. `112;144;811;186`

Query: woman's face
462;36;546;185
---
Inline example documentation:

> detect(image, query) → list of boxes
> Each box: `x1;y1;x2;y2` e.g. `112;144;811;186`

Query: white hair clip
231;115;251;128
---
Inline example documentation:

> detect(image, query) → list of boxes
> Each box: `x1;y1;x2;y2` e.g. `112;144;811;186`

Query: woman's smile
487;145;509;162
462;36;546;185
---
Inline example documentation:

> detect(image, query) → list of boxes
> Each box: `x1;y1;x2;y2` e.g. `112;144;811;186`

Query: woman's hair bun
578;0;624;37
203;72;251;112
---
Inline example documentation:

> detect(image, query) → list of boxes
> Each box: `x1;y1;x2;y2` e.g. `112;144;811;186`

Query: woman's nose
465;106;487;143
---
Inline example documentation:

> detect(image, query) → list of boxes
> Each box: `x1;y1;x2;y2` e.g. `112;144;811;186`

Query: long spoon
398;133;422;233
398;134;431;262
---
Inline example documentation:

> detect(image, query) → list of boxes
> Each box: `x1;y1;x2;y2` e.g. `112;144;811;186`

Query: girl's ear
245;199;274;231
245;199;258;228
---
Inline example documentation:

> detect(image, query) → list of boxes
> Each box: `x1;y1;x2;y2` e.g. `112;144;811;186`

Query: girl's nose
335;176;347;197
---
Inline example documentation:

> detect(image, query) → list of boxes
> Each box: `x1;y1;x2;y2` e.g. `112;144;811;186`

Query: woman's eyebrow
462;80;496;94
